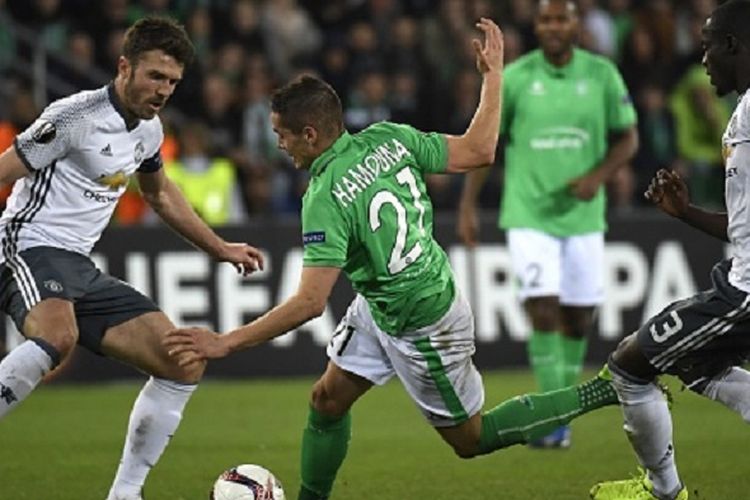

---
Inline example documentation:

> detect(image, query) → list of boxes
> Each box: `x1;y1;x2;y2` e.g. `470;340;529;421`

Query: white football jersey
723;91;750;292
0;84;163;263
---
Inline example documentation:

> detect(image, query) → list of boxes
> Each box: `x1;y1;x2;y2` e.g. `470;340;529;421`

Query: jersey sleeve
14;100;82;171
385;122;448;174
138;118;165;173
301;192;350;268
603;62;637;131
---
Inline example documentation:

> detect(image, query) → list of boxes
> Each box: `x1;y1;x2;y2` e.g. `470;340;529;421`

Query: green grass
0;370;746;499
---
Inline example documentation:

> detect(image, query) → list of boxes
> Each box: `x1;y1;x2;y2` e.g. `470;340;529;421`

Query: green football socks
297;407;351;500
477;366;617;454
561;336;588;386
528;331;565;391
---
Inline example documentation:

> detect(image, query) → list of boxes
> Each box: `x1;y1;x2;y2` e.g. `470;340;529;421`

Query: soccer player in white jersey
590;1;750;499
0;17;263;500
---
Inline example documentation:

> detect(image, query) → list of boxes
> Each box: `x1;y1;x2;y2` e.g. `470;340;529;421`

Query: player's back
302;121;454;335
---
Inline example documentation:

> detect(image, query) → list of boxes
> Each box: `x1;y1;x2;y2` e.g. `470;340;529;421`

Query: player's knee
310;380;348;417
451;443;479;460
40;329;77;360
159;358;205;384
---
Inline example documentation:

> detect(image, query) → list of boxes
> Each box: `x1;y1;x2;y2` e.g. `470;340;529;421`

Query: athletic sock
0;339;56;418
561;336;587;386
701;366;750;422
477;370;617;454
610;370;681;498
298;407;351;500
527;331;565;391
107;377;196;500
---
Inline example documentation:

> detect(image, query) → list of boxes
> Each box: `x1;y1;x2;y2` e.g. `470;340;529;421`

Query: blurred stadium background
0;1;746;499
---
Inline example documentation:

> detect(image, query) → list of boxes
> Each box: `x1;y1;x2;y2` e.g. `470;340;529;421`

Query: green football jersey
302;122;454;335
500;48;637;236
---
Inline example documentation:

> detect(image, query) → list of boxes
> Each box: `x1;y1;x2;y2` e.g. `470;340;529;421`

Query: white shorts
327;292;484;428
507;228;604;306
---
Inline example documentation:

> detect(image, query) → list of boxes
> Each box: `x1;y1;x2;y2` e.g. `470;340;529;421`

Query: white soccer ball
211;464;286;500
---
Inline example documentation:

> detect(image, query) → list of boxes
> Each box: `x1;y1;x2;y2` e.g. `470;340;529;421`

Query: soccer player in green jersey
458;0;638;448
165;18;618;500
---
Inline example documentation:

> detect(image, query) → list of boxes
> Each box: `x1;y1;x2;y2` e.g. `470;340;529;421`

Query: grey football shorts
0;246;160;354
634;259;750;389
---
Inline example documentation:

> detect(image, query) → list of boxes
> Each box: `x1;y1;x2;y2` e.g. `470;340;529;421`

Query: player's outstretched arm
165;266;340;366
645;168;728;242
0;146;32;187
444;18;503;174
137;168;264;274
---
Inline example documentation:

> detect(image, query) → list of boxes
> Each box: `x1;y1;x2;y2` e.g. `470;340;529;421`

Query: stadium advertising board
1;213;725;381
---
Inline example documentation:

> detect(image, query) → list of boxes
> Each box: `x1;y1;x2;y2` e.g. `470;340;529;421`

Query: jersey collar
107;82;140;132
309;131;351;177
541;48;579;79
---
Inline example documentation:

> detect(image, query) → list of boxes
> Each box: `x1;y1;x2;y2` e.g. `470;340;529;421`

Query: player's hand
164;327;230;367
217;242;265;276
473;18;504;76
645;168;689;218
457;202;480;247
568;172;602;201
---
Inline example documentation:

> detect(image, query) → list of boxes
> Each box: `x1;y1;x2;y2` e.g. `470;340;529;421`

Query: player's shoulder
505;50;544;77
358;120;414;139
43;86;110;122
574;48;621;76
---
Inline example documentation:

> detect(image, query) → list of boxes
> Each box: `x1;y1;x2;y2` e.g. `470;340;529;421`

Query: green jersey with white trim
302;122;454;335
500;48;636;236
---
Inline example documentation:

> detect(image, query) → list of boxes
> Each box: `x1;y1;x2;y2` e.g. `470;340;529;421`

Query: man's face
702;18;736;96
120;49;183;119
535;0;578;58
271;112;315;170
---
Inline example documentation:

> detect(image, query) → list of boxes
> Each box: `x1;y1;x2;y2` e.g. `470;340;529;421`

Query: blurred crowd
0;0;734;225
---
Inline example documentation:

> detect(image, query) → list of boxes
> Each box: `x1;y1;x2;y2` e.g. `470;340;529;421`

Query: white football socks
0;339;54;418
107;377;197;500
611;371;682;500
702;366;750;423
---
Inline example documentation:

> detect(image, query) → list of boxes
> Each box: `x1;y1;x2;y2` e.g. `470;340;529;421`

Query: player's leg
387;291;619;457
299;362;372;500
508;229;565;394
98;310;204;500
0;248;85;417
559;231;603;386
298;295;383;500
697;366;750;422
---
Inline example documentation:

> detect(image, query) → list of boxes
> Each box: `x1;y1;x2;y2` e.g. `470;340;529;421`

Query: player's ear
302;125;318;145
726;33;740;54
117;56;131;78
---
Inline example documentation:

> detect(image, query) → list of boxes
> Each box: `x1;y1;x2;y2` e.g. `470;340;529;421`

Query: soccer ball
210;464;286;500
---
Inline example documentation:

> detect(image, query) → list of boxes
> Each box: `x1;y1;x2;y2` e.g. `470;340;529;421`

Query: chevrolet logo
95;171;129;191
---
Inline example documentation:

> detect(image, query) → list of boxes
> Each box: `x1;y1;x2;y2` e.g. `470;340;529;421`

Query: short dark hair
122;17;194;67
538;0;578;15
270;75;344;136
710;0;750;44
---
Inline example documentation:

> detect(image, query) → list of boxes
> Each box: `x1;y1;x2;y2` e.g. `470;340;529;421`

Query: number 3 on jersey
368;167;426;274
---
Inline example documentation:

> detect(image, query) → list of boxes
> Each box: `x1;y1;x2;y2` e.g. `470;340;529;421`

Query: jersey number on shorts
368;167;426;274
649;311;683;343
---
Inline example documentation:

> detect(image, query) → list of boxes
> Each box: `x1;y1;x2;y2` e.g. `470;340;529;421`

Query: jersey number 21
369;167;426;274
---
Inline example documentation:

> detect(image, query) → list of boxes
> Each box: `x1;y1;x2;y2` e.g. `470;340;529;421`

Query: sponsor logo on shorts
43;279;63;293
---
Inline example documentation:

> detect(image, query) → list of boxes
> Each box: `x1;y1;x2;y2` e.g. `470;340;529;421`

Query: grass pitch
0;370;746;499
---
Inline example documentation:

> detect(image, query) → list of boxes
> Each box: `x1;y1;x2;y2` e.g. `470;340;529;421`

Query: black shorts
636;259;750;388
0;246;160;354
